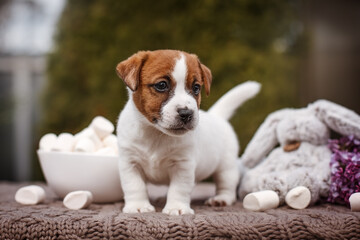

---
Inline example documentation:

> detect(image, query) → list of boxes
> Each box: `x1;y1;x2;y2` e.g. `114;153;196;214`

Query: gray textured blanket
1;182;359;239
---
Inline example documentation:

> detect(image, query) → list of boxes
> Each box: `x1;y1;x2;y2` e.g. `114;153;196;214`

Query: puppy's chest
131;138;193;184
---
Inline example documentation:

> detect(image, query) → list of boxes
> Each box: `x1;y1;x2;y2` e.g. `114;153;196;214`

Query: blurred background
0;0;359;181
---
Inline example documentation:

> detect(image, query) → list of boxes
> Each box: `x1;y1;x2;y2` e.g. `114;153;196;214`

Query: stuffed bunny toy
238;99;360;210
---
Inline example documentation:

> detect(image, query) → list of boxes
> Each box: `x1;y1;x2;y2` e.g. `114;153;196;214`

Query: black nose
177;108;194;124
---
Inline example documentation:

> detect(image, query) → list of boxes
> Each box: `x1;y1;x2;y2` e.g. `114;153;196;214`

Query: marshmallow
103;134;118;148
75;128;102;150
95;147;117;156
39;133;57;151
89;116;114;139
74;138;96;153
102;134;119;154
15;185;46;205
63;191;93;210
51;133;75;152
285;186;311;210
243;190;279;211
349;192;360;212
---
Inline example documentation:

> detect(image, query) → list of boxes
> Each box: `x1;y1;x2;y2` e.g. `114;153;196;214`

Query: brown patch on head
116;51;148;91
182;53;202;107
199;62;212;96
183;52;212;107
116;50;181;123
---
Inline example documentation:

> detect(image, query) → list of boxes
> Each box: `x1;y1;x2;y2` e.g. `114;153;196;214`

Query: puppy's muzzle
177;108;194;124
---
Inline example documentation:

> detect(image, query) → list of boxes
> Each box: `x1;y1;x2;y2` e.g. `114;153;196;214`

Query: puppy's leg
206;164;239;206
119;160;155;213
162;161;195;215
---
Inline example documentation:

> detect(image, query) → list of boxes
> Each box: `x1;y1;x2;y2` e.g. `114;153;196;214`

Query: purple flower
327;135;360;206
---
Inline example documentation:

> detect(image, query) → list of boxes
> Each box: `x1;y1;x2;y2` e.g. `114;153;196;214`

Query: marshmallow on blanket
63;191;93;210
243;190;279;211
285;186;311;209
349;192;360;212
15;185;46;205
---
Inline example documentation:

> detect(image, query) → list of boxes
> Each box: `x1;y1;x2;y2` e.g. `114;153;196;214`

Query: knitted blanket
1;182;359;239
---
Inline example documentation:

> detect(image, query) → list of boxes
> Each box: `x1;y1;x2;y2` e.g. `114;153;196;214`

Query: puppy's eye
192;83;201;95
153;81;169;92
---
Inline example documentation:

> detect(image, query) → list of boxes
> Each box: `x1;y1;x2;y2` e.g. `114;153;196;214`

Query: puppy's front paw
162;203;194;215
122;201;155;213
205;194;235;207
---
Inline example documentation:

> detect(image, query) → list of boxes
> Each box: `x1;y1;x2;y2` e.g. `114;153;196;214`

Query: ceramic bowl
38;150;123;203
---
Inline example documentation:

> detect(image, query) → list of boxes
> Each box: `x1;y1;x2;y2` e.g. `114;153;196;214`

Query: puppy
116;50;260;215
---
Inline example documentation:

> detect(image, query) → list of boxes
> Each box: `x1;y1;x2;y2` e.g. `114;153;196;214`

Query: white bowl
37;150;123;203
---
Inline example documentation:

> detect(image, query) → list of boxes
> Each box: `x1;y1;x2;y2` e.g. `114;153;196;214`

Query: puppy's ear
200;63;212;96
116;51;148;91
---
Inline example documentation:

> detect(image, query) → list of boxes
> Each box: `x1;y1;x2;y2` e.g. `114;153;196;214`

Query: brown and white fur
116;50;260;215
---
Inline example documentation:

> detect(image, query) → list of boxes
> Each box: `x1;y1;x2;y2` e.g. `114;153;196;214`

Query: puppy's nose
177;108;194;124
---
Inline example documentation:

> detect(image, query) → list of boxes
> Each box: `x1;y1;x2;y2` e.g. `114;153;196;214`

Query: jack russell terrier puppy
116;50;260;215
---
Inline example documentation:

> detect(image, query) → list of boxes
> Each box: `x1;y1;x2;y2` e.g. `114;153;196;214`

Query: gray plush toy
238;100;360;211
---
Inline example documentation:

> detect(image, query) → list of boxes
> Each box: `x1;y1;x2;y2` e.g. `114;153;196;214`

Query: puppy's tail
208;81;261;121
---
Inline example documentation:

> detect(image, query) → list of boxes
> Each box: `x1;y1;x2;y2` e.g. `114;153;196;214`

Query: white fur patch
172;54;187;88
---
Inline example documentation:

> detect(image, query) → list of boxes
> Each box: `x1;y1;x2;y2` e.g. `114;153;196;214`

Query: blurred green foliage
42;0;304;153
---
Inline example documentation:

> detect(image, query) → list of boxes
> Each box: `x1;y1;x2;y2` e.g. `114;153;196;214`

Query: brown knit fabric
1;182;359;239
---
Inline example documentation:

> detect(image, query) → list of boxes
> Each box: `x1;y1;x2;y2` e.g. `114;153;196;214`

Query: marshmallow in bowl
90;116;115;139
39;116;118;156
74;138;96;153
74;128;102;150
102;134;119;153
39;133;57;151
95;147;117;156
51;133;75;152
